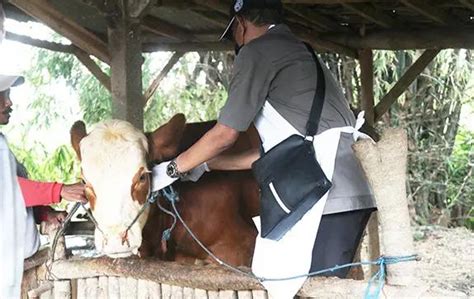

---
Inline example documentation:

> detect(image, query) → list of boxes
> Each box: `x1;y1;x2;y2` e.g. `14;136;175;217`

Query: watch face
166;161;178;178
166;163;174;177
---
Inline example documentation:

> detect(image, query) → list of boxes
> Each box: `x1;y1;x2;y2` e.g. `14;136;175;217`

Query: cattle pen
2;0;472;298
20;129;461;298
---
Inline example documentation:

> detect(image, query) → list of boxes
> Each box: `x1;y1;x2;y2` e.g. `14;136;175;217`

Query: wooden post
352;129;417;286
108;12;144;129
359;49;375;125
358;49;380;277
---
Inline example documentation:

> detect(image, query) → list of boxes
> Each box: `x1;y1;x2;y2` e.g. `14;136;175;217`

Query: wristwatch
166;159;188;179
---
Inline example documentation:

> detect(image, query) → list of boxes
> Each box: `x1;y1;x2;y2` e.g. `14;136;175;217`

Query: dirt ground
412;225;473;297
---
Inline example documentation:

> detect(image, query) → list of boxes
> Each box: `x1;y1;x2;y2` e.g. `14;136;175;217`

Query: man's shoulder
242;24;301;60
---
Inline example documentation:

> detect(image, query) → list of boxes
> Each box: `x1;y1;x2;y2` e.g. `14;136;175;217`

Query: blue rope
159;186;418;298
150;189;177;241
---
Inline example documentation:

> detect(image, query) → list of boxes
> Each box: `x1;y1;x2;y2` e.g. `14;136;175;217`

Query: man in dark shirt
152;0;375;280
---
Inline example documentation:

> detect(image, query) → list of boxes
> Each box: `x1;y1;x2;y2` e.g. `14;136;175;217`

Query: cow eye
139;173;147;183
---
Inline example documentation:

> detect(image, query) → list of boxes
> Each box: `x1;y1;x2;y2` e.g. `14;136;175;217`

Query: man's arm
17;177;62;207
17;177;86;207
207;147;260;171
175;122;240;173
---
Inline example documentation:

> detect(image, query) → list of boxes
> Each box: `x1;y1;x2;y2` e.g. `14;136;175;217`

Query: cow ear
70;121;87;161
147;114;186;162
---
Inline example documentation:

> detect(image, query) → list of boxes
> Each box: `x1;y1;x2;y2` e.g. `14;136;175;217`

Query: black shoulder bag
251;43;332;241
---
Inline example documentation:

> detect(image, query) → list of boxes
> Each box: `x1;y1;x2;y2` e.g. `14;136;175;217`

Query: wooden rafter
142;16;197;41
127;0;157;18
143;41;232;52
342;3;398;28
286;10;328;32
374;49;441;121
459;0;474;11
323;27;474;50
74;50;111;92
10;0;110;63
5;31;111;92
190;8;229;28
285;6;346;32
144;51;184;103
192;0;228;15
282;0;368;3
289;22;358;58
5;31;74;53
400;0;452;25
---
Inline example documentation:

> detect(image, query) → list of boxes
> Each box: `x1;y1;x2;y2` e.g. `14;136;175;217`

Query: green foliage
143;52;228;132
9;143;80;184
144;83;227;132
375;50;473;228
445;128;474;228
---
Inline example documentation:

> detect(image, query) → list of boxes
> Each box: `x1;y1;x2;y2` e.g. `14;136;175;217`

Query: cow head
70;114;186;258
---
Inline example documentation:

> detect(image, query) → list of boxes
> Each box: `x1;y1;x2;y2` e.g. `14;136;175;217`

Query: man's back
242;24;355;135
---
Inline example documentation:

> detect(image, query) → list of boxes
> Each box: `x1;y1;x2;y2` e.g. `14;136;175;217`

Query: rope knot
162;228;172;241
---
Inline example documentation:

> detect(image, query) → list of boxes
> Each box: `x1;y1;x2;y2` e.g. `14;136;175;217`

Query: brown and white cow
70;115;260;266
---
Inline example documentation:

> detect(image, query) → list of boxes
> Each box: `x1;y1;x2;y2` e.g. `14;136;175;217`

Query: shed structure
3;0;474;128
2;1;473;298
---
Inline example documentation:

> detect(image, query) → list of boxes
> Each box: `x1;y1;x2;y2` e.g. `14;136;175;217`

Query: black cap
219;0;283;41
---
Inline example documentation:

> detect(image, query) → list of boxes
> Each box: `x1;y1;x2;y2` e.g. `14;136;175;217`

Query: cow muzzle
94;225;142;258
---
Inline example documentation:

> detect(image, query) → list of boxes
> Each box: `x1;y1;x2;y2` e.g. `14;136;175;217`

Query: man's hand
44;208;67;226
60;182;87;203
152;161;178;192
181;162;210;182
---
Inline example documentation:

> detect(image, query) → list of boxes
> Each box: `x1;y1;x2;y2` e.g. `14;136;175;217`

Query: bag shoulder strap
303;43;326;137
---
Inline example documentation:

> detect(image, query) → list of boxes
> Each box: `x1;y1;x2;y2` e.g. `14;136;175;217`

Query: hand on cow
181;162;210;182
60;182;87;203
151;161;177;192
43;208;67;226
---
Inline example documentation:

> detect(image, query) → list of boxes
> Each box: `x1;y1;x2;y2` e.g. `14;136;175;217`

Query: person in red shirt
0;74;86;251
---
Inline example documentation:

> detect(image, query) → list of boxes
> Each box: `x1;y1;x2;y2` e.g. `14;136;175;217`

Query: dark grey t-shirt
218;24;375;214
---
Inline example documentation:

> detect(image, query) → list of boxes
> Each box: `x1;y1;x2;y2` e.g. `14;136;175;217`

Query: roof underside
4;0;474;57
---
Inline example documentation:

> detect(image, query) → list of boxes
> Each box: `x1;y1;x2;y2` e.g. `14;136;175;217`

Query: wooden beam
143;41;233;52
322;27;474;50
192;0;227;15
194;0;368;5
73;49;111;92
285;6;346;32
374;49;440;121
142;16;197;41
128;0;157;18
5;31;74;53
459;0;474;11
44;257;458;297
342;3;398;28
24;248;49;271
282;0;368;3
144;51;184;103
10;0;110;63
289;23;358;58
358;49;374;126
190;8;229;28
400;0;452;25
5;30;111;92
